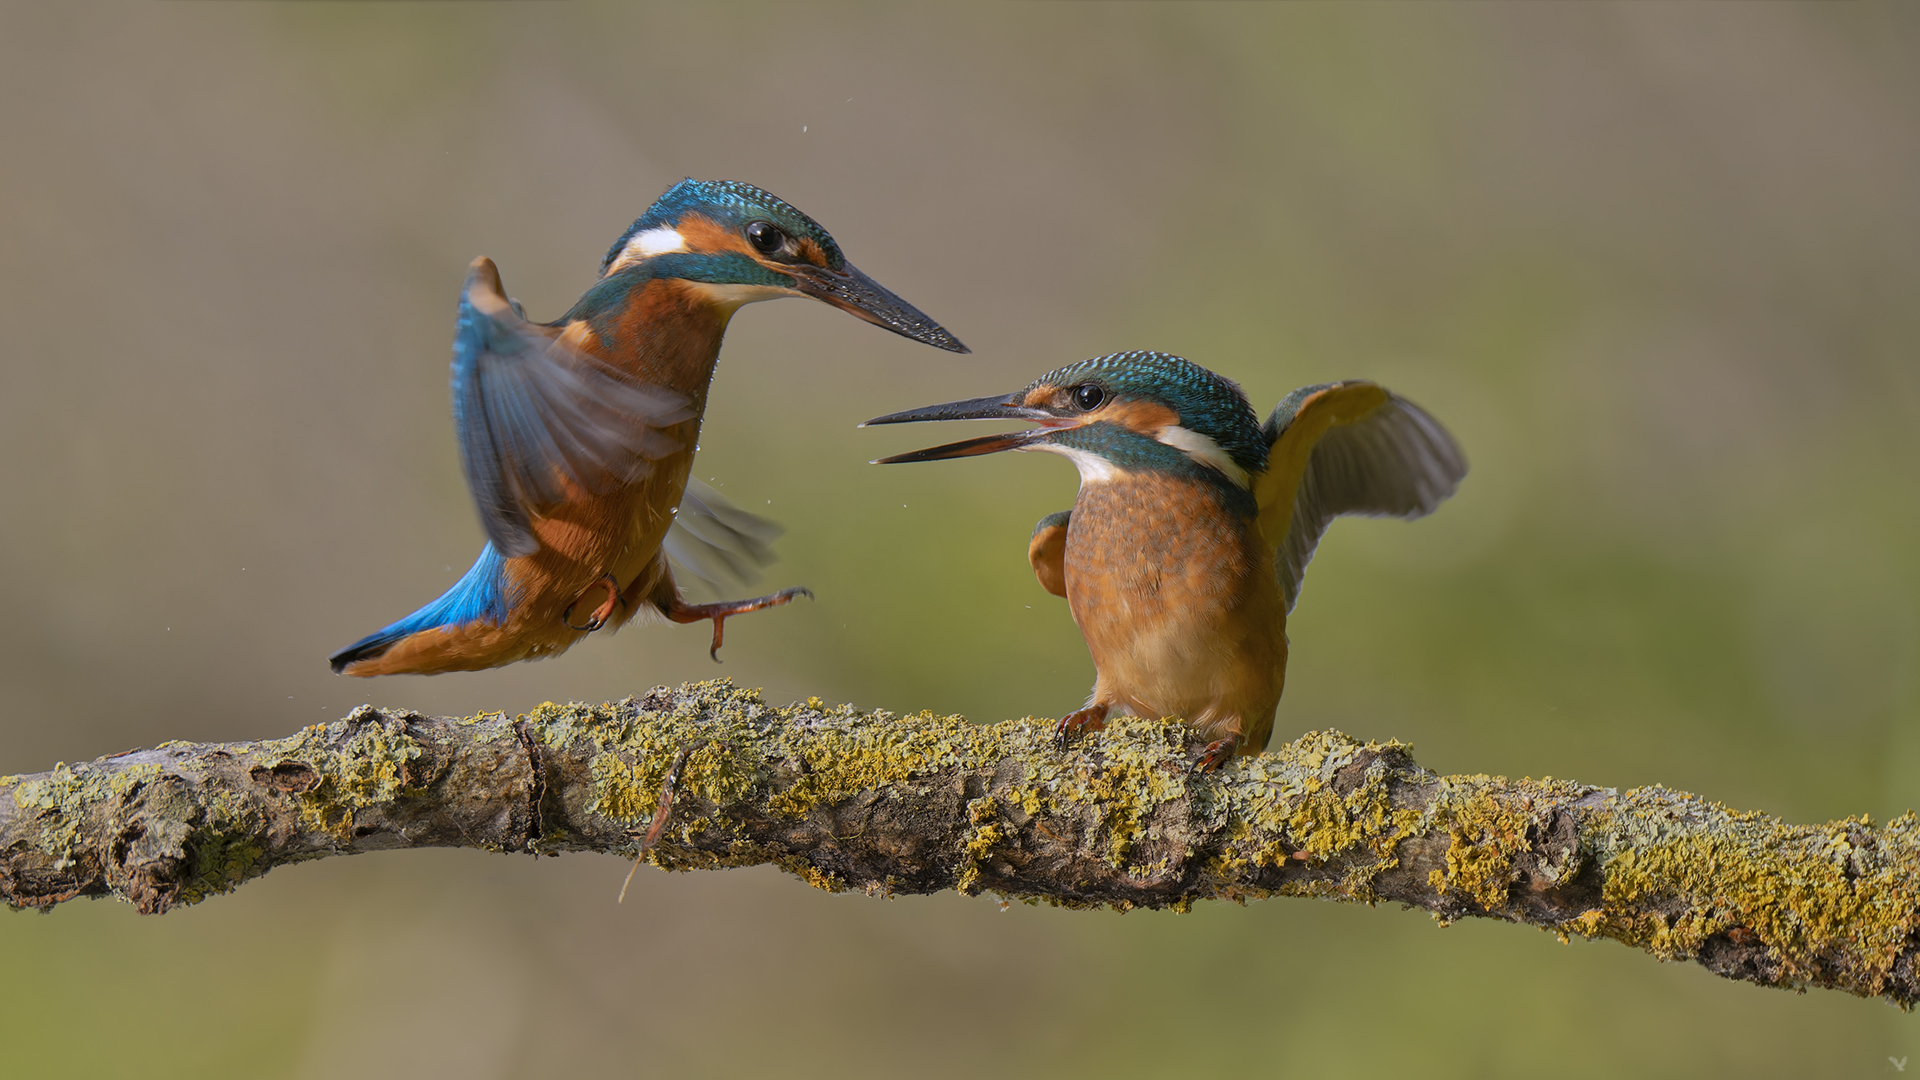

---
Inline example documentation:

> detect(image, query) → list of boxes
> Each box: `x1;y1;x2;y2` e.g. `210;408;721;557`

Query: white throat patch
1154;425;1250;488
1031;441;1120;484
680;281;802;313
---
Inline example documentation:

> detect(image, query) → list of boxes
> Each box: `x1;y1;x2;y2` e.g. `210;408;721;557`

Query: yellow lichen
957;795;1005;896
248;711;423;842
588;754;653;823
1427;781;1533;911
1568;798;1920;990
18;676;1920;1005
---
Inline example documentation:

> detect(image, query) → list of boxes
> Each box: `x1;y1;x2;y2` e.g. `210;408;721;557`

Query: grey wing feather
1275;395;1466;612
663;479;784;595
450;259;693;558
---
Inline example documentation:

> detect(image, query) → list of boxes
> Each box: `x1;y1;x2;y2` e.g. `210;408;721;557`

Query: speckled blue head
866;350;1269;493
1028;351;1268;475
581;178;966;352
603;178;845;273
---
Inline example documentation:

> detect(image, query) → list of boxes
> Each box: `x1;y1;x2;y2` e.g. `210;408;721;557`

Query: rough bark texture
5;679;1918;1005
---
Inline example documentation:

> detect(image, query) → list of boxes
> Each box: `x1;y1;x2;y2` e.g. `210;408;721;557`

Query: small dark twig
619;739;707;903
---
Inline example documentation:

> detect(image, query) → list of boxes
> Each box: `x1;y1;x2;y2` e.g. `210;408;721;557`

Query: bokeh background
3;2;1918;1076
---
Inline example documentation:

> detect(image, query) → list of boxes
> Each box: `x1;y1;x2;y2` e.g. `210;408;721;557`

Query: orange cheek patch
1094;399;1180;434
1020;385;1069;410
1012;390;1177;434
793;238;829;267
674;214;755;257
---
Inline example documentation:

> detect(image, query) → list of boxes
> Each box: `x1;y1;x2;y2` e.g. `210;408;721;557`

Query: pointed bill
873;428;1056;464
792;262;969;353
863;391;1068;463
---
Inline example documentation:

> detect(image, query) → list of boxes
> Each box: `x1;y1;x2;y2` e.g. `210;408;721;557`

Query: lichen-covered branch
4;680;1918;1005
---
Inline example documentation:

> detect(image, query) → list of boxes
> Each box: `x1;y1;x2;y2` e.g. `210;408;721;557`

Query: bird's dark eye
746;221;786;255
1071;383;1105;411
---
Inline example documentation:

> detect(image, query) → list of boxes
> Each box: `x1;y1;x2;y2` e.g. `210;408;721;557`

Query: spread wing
451;257;693;557
1253;381;1466;612
663;479;784;595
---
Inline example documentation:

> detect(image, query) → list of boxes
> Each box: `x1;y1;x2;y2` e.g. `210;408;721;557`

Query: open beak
792;263;969;354
862;392;1062;463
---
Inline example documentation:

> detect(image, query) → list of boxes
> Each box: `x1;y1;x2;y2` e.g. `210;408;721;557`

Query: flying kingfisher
331;179;966;677
865;351;1464;770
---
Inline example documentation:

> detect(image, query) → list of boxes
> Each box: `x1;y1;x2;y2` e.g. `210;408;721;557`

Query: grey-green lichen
10;762;164;869
7;678;1920;1006
1555;790;1920;997
252;708;425;842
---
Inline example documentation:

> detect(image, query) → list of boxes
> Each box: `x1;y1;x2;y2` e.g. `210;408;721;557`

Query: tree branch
4;679;1916;1005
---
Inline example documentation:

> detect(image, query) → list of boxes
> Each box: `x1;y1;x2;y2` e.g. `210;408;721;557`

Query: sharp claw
1192;736;1241;774
1053;706;1108;750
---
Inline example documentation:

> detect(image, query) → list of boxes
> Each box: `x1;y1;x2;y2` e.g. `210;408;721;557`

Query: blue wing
452;257;693;558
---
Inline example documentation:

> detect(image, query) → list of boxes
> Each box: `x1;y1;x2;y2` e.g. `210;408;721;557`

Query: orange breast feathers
1058;472;1289;748
596;277;735;400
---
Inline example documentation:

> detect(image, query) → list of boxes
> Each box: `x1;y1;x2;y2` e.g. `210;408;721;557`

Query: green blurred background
3;2;1917;1075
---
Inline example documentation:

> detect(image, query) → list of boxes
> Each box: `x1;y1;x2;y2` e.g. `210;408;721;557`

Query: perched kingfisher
865;351;1465;770
331;179;966;677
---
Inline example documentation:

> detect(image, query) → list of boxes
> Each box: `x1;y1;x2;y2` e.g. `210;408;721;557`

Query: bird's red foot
1053;704;1110;750
563;574;622;632
666;586;812;661
1192;735;1242;774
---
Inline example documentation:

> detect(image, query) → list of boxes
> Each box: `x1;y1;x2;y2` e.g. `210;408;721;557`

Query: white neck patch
1154;424;1250;488
1031;441;1121;484
605;227;692;274
626;227;687;257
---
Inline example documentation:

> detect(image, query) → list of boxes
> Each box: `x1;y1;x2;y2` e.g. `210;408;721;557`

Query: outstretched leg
1053;701;1110;750
664;588;813;661
632;556;811;660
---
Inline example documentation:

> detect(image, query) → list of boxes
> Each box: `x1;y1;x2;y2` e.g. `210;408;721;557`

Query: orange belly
1064;473;1288;753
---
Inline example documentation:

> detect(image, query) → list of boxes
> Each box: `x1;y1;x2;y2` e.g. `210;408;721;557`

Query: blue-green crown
1032;351;1268;474
602;178;845;272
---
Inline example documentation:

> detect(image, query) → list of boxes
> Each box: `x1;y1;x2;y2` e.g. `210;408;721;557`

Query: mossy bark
4;679;1918;1005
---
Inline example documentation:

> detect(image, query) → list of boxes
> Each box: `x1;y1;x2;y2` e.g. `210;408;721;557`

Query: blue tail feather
329;545;513;673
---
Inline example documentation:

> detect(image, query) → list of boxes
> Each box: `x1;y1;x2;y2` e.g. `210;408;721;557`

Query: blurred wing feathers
1255;382;1466;611
451;257;693;557
662;480;784;593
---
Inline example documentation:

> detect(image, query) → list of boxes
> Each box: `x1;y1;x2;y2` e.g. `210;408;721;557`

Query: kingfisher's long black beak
793;263;968;353
861;392;1058;463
